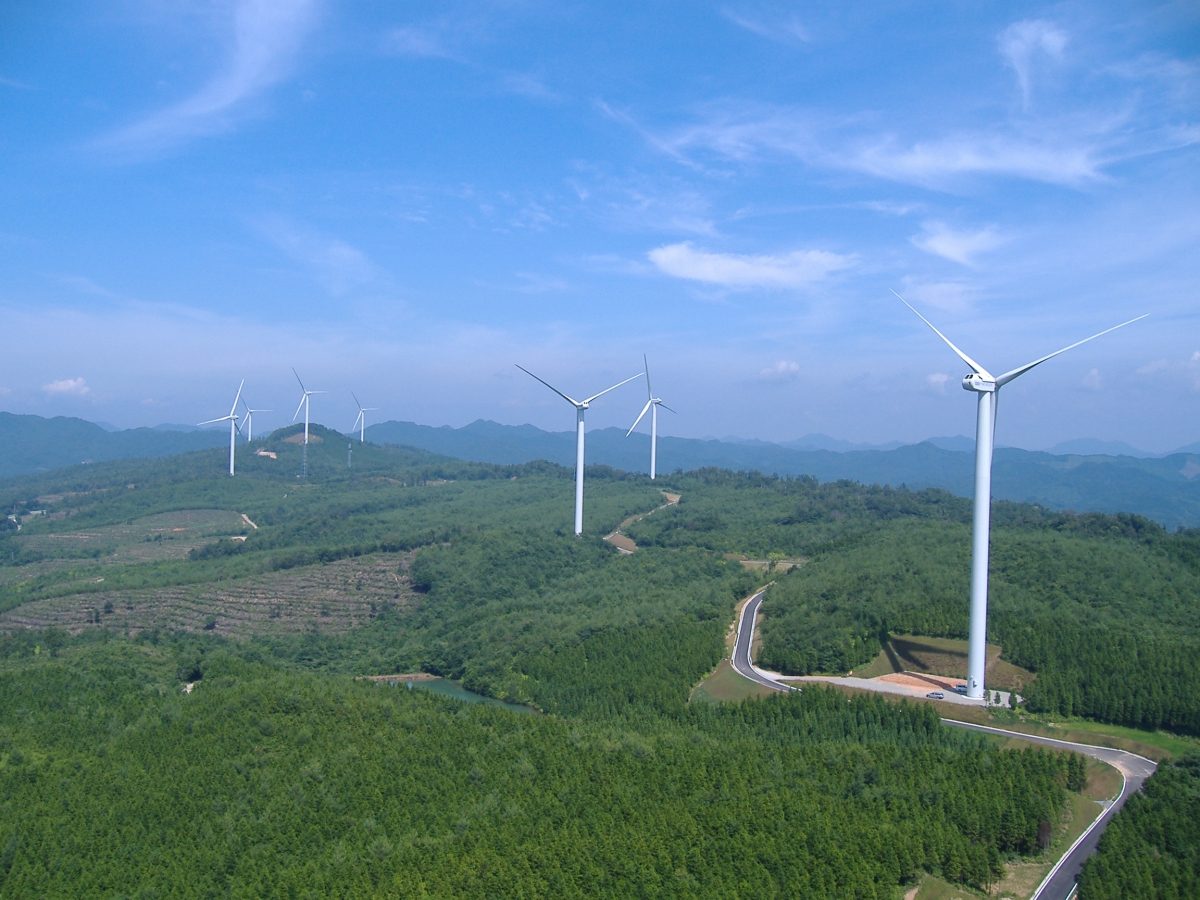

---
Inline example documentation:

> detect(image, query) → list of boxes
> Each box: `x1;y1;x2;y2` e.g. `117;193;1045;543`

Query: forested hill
0;434;1120;897
368;419;1200;528
0;412;227;478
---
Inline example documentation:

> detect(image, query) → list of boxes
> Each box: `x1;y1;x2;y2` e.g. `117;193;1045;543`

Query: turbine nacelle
962;373;996;393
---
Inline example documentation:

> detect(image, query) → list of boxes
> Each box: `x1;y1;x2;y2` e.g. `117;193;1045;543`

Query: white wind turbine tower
896;290;1146;700
517;365;642;535
292;368;327;477
350;392;378;443
240;398;271;442
198;380;244;477
626;355;675;480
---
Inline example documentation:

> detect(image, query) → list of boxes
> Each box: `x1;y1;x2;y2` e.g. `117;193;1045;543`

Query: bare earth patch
0;552;416;637
604;491;681;553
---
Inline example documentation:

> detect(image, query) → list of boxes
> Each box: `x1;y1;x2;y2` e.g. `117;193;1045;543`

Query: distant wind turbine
240;398;271;442
895;289;1146;700
350;392;378;443
517;365;642;535
292;369;327;478
198;380;244;477
626;355;675;480
292;368;327;445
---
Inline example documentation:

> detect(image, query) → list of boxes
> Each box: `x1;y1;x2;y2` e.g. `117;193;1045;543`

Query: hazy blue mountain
1048;438;1156;458
0;412;228;479
779;434;906;452
1171;441;1200;455
366;419;1200;529
925;435;976;453
152;423;207;433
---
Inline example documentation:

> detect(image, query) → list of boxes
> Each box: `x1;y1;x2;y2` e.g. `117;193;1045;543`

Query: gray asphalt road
729;592;1157;898
730;590;793;691
946;721;1156;900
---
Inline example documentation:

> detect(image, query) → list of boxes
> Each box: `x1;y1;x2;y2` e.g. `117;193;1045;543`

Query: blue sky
1;1;1197;450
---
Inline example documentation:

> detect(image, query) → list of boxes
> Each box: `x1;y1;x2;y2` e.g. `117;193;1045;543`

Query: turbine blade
516;365;582;406
892;289;993;379
658;402;677;414
352;391;362;411
228;379;245;418
582;372;642;405
643;354;652;400
198;415;232;426
293;368;306;393
995;314;1149;387
626;399;653;436
293;396;306;422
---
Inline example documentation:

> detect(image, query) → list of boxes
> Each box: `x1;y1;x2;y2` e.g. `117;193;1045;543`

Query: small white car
926;691;944;700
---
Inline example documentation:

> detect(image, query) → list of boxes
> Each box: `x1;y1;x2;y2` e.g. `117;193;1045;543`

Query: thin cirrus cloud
721;7;811;44
910;222;1006;266
648;242;853;289
634;17;1196;191
97;0;320;156
43;377;91;397
258;217;393;296
646;102;1110;189
999;19;1068;109
759;360;801;382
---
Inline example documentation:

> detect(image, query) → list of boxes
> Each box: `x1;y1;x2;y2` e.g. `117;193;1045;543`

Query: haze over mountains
2;412;1198;528
362;420;1200;529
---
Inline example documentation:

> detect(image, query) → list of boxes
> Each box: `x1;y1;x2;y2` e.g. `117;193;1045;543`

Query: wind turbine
350;392;378;443
292;369;326;445
626;355;675;480
895;290;1146;700
516;365;642;535
198;380;244;477
292;369;326;478
240;398;271;442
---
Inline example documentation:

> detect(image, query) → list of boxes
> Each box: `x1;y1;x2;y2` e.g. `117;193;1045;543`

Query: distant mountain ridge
366;419;1200;529
1;412;1197;528
0;412;228;480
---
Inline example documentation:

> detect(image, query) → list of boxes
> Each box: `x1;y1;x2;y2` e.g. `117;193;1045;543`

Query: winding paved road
730;589;795;691
729;589;1158;899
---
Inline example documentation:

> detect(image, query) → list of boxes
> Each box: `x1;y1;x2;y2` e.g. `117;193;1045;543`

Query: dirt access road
730;588;1158;900
603;491;680;553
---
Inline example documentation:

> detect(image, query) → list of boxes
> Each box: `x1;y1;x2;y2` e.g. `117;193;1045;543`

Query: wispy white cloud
1082;367;1103;391
999;19;1068;109
567;165;718;236
98;0;320;156
57;275;118;298
514;272;571;293
900;280;975;313
499;72;560;102
758;360;800;382
911;221;1006;266
43;377;91;397
0;76;32;90
851;132;1105;188
925;372;949;394
722;8;810;44
259;217;392;296
649;242;853;289
386;24;457;60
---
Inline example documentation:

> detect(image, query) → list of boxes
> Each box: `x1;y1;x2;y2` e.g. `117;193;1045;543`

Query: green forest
0;434;1194;896
1078;753;1200;899
624;469;1200;735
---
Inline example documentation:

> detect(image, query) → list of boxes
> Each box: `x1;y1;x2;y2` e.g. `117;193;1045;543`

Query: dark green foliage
1078;754;1200;899
0;640;1076;899
0;444;1166;897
